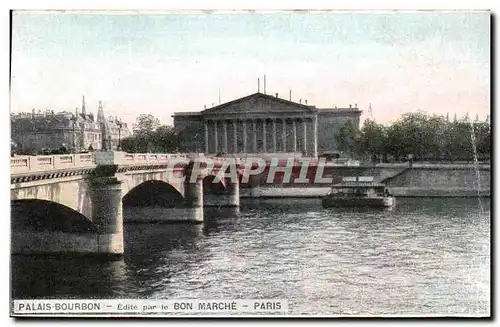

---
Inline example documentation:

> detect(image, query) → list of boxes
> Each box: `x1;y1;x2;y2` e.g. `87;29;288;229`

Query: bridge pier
89;176;124;256
183;171;204;223
203;178;240;208
227;179;240;207
221;179;240;207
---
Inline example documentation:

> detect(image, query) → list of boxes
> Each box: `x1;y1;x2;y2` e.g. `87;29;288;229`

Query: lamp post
81;121;85;151
115;118;123;151
70;115;77;153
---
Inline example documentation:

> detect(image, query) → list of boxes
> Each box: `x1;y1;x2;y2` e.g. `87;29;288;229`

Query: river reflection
11;198;490;316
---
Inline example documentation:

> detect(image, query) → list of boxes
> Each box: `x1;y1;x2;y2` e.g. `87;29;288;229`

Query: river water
11;198;490;317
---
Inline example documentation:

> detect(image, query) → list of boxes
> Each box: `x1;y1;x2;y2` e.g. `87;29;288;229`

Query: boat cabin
328;176;391;197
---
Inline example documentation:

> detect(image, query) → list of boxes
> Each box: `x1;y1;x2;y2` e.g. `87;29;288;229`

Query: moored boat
322;176;395;208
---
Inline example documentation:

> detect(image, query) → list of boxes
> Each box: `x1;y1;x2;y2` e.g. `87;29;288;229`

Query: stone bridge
10;151;240;257
10;152;490;257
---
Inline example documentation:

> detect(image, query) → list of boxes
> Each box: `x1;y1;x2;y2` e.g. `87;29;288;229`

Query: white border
2;1;496;325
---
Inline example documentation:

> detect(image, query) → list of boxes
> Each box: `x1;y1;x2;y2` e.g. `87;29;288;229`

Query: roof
208;92;317;113
173;112;201;117
174;92;318;117
331;181;386;188
11;115;73;133
317;108;362;116
11;111;123;133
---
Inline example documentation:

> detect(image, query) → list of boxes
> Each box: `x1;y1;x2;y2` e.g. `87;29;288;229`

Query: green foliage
132;114;161;137
335;121;362;158
360;119;387;158
152;125;178;153
335;112;491;162
122;115;179;153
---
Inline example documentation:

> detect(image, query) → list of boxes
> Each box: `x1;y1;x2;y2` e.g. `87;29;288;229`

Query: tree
335;111;490;163
450;120;473;161
442;118;455;161
424;114;447;161
397;112;429;160
360;119;387;162
153;125;179;153
127;114;162;153
335;121;362;158
133;114;161;138
386;123;406;162
473;120;491;161
121;136;140;153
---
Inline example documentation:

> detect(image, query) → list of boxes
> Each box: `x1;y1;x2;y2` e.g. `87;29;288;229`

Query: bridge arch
122;180;184;207
11;199;97;233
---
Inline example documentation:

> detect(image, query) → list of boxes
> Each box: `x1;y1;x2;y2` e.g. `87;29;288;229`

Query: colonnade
204;116;318;156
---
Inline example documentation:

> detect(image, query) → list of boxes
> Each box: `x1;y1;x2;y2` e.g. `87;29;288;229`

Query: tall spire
97;100;104;122
97;101;112;151
82;95;86;115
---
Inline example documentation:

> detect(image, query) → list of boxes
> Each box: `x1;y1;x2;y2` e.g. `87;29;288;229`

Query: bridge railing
119;153;240;166
11;153;97;175
120;153;188;165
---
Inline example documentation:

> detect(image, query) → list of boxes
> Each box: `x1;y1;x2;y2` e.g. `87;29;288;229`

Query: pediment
202;93;315;116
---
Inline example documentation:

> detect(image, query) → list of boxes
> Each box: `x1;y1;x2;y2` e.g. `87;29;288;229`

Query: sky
10;10;490;127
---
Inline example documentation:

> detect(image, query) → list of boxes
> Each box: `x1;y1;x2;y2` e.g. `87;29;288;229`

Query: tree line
120;114;178;153
335;112;491;163
120;114;201;153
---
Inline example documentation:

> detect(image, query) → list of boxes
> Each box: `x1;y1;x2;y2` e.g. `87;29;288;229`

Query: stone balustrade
12;151;491;178
10;152;236;176
10;153;96;175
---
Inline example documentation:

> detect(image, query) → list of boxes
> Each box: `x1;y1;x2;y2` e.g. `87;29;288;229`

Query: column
214;120;219;153
89;177;124;256
313;115;318;158
292;119;297;153
302;119;307;155
252;120;257;153
242;120;247;153
204;121;209;153
262;119;267;153
223;120;228;153
233;120;238;153
272;119;277;153
282;118;287;152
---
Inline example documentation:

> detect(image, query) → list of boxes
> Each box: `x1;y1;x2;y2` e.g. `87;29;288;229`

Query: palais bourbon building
173;92;362;156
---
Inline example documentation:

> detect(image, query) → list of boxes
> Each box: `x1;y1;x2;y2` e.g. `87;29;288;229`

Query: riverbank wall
240;164;490;198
